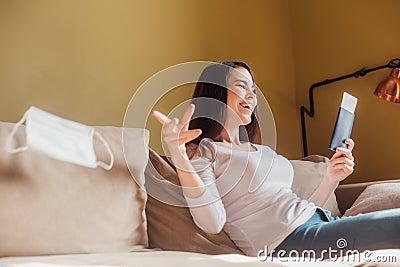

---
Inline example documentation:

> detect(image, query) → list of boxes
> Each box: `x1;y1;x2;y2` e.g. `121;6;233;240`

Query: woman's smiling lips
239;102;254;112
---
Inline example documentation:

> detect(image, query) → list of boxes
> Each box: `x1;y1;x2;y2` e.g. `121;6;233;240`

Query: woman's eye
237;84;246;89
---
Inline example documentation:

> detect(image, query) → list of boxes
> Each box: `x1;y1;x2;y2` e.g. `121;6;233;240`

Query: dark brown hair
188;61;259;145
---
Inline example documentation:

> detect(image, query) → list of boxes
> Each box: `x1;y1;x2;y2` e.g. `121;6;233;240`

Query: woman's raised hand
152;104;202;159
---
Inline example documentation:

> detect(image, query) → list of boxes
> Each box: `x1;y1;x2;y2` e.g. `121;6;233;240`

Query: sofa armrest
335;178;400;215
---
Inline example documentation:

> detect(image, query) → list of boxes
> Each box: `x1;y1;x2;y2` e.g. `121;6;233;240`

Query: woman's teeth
240;103;252;110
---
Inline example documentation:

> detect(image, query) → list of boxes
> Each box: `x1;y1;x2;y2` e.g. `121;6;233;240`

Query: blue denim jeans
271;207;400;259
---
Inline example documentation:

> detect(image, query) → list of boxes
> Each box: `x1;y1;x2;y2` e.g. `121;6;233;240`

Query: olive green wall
290;0;400;183
3;1;398;183
0;0;301;158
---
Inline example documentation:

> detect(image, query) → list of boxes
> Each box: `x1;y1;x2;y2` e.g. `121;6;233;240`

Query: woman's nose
246;90;256;99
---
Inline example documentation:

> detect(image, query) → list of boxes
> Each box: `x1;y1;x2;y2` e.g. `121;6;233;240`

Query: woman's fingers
152;111;179;134
339;147;354;161
345;138;355;151
179;104;195;131
331;149;345;160
164;129;202;144
153;105;195;132
331;147;354;161
178;129;202;143
152;110;171;125
328;139;355;182
330;156;354;167
153;108;201;145
333;163;354;175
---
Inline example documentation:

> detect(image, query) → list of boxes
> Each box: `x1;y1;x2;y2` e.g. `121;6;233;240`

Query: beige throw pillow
0;122;149;257
290;158;342;217
344;183;400;216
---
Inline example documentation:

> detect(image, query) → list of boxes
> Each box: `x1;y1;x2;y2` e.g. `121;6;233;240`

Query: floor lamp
300;58;400;157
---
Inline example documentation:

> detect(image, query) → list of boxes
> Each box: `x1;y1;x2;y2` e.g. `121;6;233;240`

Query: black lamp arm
300;58;400;157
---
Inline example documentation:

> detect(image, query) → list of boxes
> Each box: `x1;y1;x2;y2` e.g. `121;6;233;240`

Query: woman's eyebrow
235;79;255;88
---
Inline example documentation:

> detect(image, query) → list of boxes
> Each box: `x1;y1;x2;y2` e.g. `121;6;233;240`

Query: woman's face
226;67;257;126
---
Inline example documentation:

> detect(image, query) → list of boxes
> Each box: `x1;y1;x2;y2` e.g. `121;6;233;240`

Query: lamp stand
300;58;400;157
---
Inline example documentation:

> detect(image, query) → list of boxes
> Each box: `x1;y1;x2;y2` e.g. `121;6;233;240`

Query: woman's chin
241;118;252;125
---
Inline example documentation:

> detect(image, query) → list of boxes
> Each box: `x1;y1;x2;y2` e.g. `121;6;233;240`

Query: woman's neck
217;127;241;145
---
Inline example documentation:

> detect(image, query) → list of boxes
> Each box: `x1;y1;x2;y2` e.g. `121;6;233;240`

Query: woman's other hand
151;104;202;159
325;138;355;185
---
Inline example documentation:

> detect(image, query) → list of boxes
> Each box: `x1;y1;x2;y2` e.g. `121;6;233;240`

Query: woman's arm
152;105;226;234
308;139;355;207
307;174;339;207
181;154;226;234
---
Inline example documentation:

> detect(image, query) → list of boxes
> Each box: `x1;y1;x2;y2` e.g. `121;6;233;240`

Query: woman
152;61;400;258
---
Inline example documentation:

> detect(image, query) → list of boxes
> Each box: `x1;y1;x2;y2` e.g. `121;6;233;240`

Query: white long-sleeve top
184;138;318;257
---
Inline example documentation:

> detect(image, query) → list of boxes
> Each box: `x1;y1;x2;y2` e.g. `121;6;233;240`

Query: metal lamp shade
374;68;400;103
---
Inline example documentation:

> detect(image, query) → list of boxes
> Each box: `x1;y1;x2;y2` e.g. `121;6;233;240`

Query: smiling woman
151;61;400;258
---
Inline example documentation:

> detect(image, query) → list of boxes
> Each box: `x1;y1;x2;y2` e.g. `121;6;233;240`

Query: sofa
0;121;399;267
